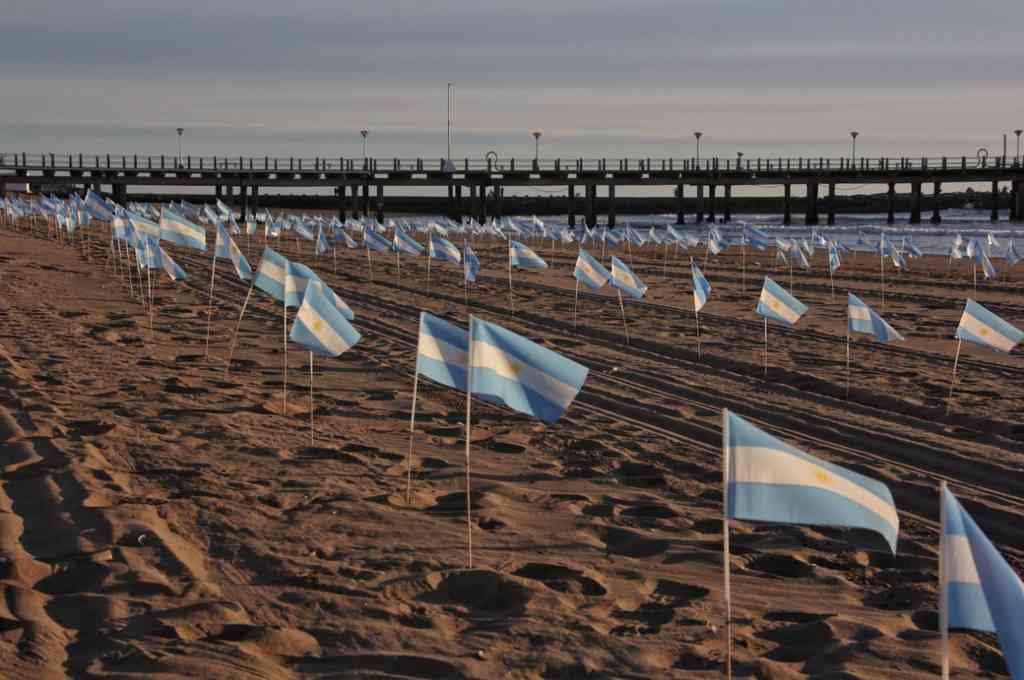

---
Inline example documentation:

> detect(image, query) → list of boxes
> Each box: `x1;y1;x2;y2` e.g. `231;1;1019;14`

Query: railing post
511;158;516;172
188;155;192;169
161;155;165;169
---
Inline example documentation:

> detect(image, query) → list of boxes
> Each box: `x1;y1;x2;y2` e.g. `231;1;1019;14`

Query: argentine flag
393;228;424;256
429;234;462;264
976;247;997;279
1006;241;1020;269
85;190;114;221
956;299;1024;353
253;247;290;302
509;241;548;269
215;224;253;281
469;317;589;424
216;198;232;219
756;277;807;326
828;245;841;274
289;282;361;357
338;230;359;249
941;484;1024;678
848;293;903;343
364;229;391;253
692;262;711;312
574;249;610;291
463;244;480;283
159;207;207;251
315;226;329;255
610;256;647;299
129;213;161;241
724;410;899;553
417;312;468;391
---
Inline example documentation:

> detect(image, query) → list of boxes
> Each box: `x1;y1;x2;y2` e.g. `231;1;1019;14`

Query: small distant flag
724;410;899;553
364;229;391;253
215;223;253;281
469;317;589;423
955;299;1024;353
417;312;468;391
848;293;903;342
129;213;161;240
1006;240;1020;269
463;244;480;283
574;249;610;291
289;282;361;357
393;228;424;256
692;262;711;312
976;247;997;280
509;241;548;269
338;230;359;249
429;234;462;264
315;226;329;255
756;277;807;326
828;245;841;274
794;246;811;269
159;207;207;251
610;256;647;299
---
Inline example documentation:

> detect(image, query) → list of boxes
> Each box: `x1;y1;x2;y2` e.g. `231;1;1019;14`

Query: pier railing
1;154;1022;174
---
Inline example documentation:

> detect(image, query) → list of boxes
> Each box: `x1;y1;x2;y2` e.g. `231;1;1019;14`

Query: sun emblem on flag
312;319;324;333
770;300;780;311
814;469;831;485
506;359;522;378
979;327;989;337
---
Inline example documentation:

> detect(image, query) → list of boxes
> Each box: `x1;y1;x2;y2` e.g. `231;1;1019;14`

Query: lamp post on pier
1015;129;1022;163
532;131;542;168
850;131;859;163
694;131;703;163
176;127;184;167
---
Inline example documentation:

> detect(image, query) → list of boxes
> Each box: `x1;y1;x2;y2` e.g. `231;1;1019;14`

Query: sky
3;0;1024;163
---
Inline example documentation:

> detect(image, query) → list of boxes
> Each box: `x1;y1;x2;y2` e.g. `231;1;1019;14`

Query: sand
0;216;1020;678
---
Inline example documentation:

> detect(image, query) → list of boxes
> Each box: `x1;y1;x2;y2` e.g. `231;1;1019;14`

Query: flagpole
464;316;476;568
573;278;580;330
508;245;514;312
945;339;962;417
722;409;733;680
972;262;977;295
282;301;288;416
426;253;432;295
225;280;256;373
407;364;420;504
695;309;702;359
663;241;669;278
940;479;950;680
880;248;886;309
741;242;747;292
367;247;374;283
763;317;768;378
396;250;401;287
829;266;835;302
617;290;630;344
333;246;337;274
845;332;851;401
309;352;315;445
789;257;794;292
205;247;218;358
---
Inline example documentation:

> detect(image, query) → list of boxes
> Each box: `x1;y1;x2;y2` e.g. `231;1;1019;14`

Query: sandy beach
0;218;1020;678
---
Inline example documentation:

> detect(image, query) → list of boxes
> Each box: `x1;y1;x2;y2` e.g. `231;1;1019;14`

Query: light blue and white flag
509;240;548;269
417;312;468;391
941;484;1024;679
84;190;115;221
775;237;793;253
429;234;462;264
724;410;899;553
956;299;1024;353
315;226;329;255
338;230;358;249
756;277;807;325
574;249;610;291
976;247;997;280
393;228;424;256
1006;240;1021;269
215;224;253;281
795;246;811;269
941;485;995;635
364;229;391;253
828;245;841;274
847;293;903;342
469;317;589;424
610;256;647;299
692;262;711;312
253;247;290;302
892;249;908;270
463;244;480;282
159;207;207;251
289;282;361;357
129;213;161;241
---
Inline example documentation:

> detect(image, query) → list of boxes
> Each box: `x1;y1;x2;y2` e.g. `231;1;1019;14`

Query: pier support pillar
495;185;503;220
930;182;942;224
707;184;717;223
446;185;454;221
695;185;704;223
251;185;259;217
804;182;819;226
675;184;685;225
585;185;597;228
607;183;616;228
215;185;222;199
351;185;360;219
887;183;896;224
723;185;732;223
783;184;792;226
337;186;346;220
363;180;371;220
827;183;836;225
455;184;463;223
240;185;249;219
567;184;576;228
991;181;999;222
1012;180;1022;223
479;184;488;223
376;183;384;222
909;181;922;224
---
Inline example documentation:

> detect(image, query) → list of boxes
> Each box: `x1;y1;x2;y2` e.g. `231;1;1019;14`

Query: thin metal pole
573;279;580;330
464;315;475;568
508;244;514;312
723;409;733;680
695;310;702;359
309;352;315;445
367;247;374;283
224;280;255;373
940;479;950;680
282;302;288;415
205;248;217;358
618;290;630;344
426;253;432;294
763;317;768;378
407;368;420;503
845;332;851;400
945;339;962;417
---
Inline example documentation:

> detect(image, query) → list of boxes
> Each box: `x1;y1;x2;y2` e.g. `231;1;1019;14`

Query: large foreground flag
942;485;1024;678
215;224;252;281
469;317;588;423
610;256;647;299
574;249;610;290
724;410;899;553
848;293;903;342
509;240;548;269
692;262;711;312
253;247;290;302
756;277;807;325
955;299;1024;353
159;207;207;251
289;282;361;357
416;312;468;391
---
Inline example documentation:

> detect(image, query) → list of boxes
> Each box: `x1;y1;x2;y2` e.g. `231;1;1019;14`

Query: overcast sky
3;0;1023;160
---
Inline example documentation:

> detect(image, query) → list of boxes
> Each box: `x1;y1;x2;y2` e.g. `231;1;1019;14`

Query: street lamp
447;82;453;162
694;131;703;163
850;131;859;162
1015;129;1022;163
361;130;369;158
532;131;542;164
176;127;184;167
736;151;744;168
